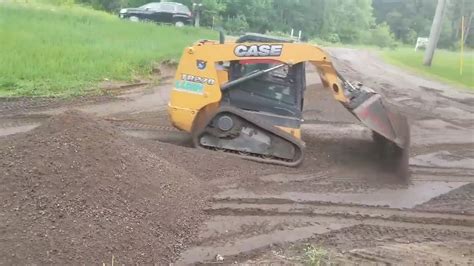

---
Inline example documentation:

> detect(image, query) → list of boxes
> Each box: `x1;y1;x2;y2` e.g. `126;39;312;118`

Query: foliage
265;31;294;39
67;0;376;44
0;2;215;97
373;0;474;48
324;33;341;44
303;245;329;266
199;0;226;28
48;0;473;49
382;47;474;89
223;14;248;34
368;22;397;48
321;0;375;43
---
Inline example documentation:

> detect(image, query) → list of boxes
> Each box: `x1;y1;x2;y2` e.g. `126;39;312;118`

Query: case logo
196;60;207;70
234;44;283;57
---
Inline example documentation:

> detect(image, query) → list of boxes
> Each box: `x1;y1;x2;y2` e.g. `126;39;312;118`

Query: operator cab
221;34;306;127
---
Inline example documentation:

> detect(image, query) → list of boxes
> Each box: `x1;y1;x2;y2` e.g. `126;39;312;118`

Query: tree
199;0;226;28
372;0;474;48
223;0;274;33
74;0;406;47
369;22;396;48
321;0;374;43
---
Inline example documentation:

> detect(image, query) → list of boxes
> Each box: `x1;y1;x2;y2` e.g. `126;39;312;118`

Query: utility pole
423;0;448;66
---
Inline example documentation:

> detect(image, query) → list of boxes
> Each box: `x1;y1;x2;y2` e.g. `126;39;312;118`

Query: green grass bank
0;2;215;97
382;47;474;89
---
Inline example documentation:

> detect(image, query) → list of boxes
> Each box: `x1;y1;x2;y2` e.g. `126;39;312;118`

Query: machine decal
175;80;204;94
181;74;215;85
234;44;283;57
174;74;216;94
196;60;207;70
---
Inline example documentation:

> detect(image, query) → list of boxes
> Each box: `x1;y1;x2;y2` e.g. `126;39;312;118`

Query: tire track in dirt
337;240;473;265
206;202;474;227
180;209;474;264
179;172;473;264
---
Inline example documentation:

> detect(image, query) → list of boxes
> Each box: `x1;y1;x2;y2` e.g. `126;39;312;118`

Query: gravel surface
0;111;207;264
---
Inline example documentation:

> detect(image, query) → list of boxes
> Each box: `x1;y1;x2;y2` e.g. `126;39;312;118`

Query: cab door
156;3;175;23
142;3;161;22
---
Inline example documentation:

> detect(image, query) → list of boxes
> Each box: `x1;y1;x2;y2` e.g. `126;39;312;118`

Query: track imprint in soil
411;151;474;169
215;180;467;209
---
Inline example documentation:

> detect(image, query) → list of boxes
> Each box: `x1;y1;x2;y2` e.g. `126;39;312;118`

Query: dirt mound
0;111;206;264
415;183;474;215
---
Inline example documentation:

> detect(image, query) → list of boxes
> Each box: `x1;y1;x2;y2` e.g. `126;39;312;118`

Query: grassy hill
0;2;215;97
382;48;474;89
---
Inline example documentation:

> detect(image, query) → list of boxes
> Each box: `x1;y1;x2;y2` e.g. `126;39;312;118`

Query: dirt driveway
1;48;473;264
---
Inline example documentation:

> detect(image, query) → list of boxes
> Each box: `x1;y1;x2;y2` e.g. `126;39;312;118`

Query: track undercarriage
192;106;304;167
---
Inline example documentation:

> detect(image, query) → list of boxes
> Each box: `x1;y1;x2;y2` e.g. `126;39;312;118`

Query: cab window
161;3;175;12
140;3;161;10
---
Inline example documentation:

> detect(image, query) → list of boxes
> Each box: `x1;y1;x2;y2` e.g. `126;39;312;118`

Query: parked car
119;2;192;27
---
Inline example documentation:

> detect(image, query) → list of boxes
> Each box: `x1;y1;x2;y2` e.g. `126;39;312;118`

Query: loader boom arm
185;42;350;103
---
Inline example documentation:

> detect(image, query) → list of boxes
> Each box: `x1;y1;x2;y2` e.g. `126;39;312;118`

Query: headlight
120;9;127;14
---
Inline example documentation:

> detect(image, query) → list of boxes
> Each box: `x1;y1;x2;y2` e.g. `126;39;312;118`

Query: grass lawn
381;47;474;89
0;2;215;97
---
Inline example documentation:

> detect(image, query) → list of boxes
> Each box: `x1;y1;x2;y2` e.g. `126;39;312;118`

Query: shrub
404;29;418;45
369;22;396;48
324;33;341;43
223;15;248;35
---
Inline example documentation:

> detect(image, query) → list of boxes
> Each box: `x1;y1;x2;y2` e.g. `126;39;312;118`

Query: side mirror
145;7;150;10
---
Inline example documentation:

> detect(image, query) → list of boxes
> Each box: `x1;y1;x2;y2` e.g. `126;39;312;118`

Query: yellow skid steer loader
168;33;410;176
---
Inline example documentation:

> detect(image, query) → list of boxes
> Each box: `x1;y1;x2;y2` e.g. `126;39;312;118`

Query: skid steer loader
168;33;410;176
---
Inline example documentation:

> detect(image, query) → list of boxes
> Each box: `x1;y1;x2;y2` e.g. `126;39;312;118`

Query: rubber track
192;106;305;167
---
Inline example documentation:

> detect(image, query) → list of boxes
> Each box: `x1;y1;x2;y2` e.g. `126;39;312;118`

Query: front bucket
352;94;409;149
351;93;410;178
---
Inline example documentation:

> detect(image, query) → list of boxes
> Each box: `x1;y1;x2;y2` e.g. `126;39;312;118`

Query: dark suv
119;2;192;27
